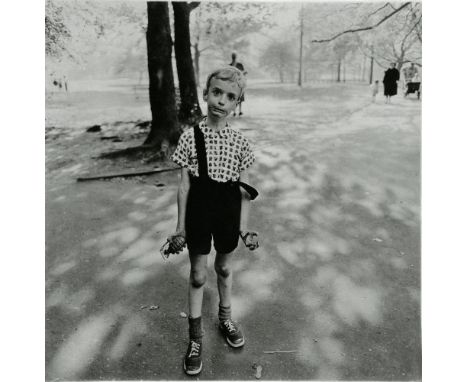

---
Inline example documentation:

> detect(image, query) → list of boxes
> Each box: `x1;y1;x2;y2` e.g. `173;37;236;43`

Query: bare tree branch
356;42;390;69
310;2;411;43
367;3;391;18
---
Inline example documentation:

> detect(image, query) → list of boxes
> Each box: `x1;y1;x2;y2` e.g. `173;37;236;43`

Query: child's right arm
168;167;191;252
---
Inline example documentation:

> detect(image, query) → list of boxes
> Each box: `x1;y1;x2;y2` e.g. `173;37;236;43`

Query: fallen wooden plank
76;166;179;182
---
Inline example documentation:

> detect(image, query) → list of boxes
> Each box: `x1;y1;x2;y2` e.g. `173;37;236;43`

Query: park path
46;84;421;380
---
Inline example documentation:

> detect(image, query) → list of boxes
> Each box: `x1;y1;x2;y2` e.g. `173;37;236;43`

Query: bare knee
215;263;231;279
190;268;207;288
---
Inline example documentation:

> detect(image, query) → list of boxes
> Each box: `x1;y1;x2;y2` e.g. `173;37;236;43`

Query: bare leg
188;253;208;318
214;250;235;308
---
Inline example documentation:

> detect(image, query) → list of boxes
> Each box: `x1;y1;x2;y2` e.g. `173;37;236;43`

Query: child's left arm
239;169;259;250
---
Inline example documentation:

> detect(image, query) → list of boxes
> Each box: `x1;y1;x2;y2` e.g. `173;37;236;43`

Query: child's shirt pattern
172;119;255;182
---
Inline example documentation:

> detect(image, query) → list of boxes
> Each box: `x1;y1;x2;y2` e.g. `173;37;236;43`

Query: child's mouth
211;107;225;115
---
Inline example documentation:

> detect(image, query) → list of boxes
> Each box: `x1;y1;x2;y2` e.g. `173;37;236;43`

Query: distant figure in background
229;52;247;116
370;80;379;103
383;62;400;103
63;75;68;92
404;62;419;83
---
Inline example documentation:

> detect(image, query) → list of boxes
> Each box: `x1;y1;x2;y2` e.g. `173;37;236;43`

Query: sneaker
219;319;245;348
183;339;202;375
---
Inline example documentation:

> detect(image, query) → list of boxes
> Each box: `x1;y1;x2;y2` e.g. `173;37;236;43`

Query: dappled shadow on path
45;86;420;380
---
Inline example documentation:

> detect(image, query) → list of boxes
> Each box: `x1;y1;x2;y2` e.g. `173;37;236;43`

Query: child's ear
202;89;208;101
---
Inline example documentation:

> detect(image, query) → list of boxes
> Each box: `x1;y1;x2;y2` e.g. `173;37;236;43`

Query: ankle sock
188;316;203;340
218;305;232;322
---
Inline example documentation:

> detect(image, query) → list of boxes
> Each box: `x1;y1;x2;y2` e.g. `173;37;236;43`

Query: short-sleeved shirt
172;119;255;182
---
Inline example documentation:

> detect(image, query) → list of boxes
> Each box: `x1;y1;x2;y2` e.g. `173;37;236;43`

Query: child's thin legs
214;251;235;308
188;253;208;318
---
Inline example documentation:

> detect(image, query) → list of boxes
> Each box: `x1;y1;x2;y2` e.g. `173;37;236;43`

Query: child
169;66;259;376
371;80;379;102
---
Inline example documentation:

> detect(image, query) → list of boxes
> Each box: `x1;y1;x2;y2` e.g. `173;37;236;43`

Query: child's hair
205;66;246;100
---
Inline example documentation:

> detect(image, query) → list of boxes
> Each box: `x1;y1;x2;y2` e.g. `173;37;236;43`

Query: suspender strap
238;181;259;200
193;123;259;200
193;125;209;180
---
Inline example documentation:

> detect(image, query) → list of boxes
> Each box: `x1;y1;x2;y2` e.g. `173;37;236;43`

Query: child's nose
218;94;227;105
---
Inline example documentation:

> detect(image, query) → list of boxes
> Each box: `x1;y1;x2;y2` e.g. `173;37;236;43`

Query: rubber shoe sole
226;336;245;348
219;325;245;348
183;360;202;375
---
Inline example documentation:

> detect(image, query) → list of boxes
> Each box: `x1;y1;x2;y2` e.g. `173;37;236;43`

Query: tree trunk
337;59;341;82
145;2;180;151
343;59;346;82
369;45;374;84
297;5;304;87
193;42;201;87
173;2;202;125
279;69;284;83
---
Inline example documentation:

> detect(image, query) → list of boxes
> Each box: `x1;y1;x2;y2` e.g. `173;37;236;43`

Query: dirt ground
45;81;421;380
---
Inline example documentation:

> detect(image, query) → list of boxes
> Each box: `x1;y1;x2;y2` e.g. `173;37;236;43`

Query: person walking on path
229;53;247;116
168;66;259;376
383;62;400;103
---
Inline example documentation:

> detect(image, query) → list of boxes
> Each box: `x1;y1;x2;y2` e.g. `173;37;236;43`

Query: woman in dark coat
383;63;400;103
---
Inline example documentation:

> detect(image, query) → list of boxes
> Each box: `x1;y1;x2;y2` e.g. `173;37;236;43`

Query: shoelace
223;320;236;334
188;341;200;358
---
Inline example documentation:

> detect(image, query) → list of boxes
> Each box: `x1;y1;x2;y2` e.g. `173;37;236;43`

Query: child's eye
212;89;221;95
228;95;236;101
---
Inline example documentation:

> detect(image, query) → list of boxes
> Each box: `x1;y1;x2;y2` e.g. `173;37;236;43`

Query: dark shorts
186;177;241;254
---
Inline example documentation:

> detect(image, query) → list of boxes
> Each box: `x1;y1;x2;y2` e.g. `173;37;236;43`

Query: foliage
45;0;71;58
301;2;421;74
356;3;421;68
259;40;297;82
45;0;147;76
191;2;274;62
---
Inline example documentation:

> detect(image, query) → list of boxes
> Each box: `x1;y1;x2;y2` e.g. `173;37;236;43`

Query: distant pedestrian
229;52;247;116
168;66;259;376
383;63;400;103
370;80;379;102
63;75;68;92
404;62;419;83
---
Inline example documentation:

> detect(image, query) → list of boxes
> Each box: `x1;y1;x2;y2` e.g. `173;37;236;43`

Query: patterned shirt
172;119;255;182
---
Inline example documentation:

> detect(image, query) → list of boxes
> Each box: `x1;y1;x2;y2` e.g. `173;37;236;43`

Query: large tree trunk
145;2;180;151
173;2;202;126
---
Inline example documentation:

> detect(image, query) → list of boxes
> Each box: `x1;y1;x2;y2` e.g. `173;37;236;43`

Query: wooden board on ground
76;166;179;182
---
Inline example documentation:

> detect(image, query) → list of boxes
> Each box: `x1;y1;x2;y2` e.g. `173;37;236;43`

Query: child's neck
205;115;227;131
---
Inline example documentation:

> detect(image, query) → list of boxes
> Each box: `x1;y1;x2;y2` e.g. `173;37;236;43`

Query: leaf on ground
373;237;383;242
180;312;188;318
253;364;263;379
149;305;159;310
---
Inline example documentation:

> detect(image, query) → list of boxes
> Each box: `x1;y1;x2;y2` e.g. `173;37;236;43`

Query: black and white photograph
44;0;425;380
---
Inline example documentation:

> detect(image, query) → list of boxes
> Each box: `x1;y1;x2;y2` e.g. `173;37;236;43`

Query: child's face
204;78;241;119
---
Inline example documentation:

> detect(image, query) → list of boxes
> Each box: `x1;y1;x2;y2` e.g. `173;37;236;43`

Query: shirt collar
200;118;231;138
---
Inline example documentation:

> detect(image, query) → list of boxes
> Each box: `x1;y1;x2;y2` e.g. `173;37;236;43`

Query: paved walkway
46;85;421;380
